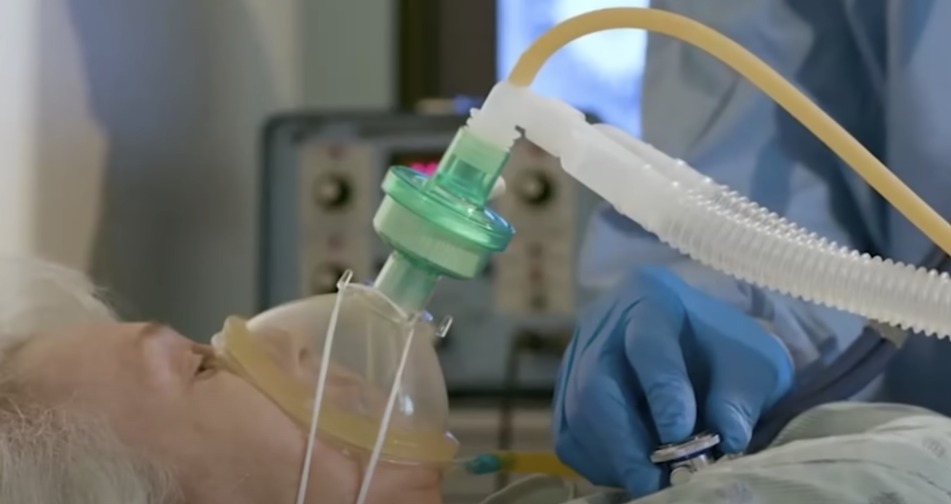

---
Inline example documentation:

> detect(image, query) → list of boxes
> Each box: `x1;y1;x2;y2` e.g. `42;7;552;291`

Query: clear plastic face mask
210;271;458;504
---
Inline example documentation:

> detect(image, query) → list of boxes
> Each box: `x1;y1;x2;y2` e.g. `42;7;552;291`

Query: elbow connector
470;81;587;159
473;83;672;232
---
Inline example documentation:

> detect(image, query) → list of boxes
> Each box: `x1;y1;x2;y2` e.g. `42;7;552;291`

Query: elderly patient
0;257;441;504
5;256;951;504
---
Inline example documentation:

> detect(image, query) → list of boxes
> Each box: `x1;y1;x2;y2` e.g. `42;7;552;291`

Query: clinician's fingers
579;359;663;497
552;425;615;487
561;325;662;496
703;348;764;452
553;332;615;483
702;325;793;453
623;282;695;444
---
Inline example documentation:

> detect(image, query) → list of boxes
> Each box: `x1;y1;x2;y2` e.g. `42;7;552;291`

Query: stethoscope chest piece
650;432;721;486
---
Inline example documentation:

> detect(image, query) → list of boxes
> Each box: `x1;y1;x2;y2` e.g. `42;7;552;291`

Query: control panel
259;112;602;392
493;142;576;315
299;143;375;294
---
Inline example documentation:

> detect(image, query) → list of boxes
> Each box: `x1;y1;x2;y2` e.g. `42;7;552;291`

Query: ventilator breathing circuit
360;7;951;485
374;7;951;338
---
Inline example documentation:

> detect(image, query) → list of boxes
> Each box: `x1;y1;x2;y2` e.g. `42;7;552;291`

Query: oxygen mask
210;271;457;503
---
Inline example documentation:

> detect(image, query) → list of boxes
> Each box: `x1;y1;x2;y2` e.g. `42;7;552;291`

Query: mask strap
354;315;418;504
295;270;353;504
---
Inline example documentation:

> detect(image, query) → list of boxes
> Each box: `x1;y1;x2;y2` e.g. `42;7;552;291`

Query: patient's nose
255;327;314;380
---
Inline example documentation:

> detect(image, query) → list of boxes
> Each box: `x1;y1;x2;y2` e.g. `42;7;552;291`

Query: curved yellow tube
508;7;951;258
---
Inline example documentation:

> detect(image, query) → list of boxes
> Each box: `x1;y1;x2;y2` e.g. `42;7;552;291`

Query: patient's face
14;322;442;504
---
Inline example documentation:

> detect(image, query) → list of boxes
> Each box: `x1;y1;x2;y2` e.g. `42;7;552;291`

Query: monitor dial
514;170;554;205
312;174;351;209
310;263;347;294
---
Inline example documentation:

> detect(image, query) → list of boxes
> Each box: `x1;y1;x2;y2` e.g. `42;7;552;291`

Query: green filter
372;253;440;314
372;127;515;312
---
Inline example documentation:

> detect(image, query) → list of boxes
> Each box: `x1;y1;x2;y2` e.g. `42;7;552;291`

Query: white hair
0;257;181;504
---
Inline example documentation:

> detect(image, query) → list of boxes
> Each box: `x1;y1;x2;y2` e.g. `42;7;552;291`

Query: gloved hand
553;266;794;498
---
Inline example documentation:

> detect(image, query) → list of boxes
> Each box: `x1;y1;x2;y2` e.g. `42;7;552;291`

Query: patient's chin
368;460;442;504
309;437;443;504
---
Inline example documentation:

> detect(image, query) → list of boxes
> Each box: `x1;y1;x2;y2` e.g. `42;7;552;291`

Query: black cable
748;252;950;453
494;331;572;491
495;331;524;491
748;329;897;453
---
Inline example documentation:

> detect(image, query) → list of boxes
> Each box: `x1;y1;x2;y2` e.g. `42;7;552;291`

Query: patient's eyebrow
137;322;169;339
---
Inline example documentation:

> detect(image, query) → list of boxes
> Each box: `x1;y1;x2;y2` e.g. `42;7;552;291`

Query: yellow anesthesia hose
508;7;951;258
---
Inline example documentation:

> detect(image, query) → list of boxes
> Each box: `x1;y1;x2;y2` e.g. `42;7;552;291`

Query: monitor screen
390;151;442;176
497;0;648;136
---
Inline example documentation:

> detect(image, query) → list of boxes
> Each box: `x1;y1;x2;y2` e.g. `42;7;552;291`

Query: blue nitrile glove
553;266;794;498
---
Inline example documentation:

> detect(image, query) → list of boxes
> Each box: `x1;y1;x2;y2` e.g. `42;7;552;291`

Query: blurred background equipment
0;0;107;272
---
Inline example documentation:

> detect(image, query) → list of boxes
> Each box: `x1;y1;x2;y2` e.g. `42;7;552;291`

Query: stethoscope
654;247;951;487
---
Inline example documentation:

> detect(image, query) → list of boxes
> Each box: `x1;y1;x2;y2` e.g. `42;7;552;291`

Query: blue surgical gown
579;0;951;414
